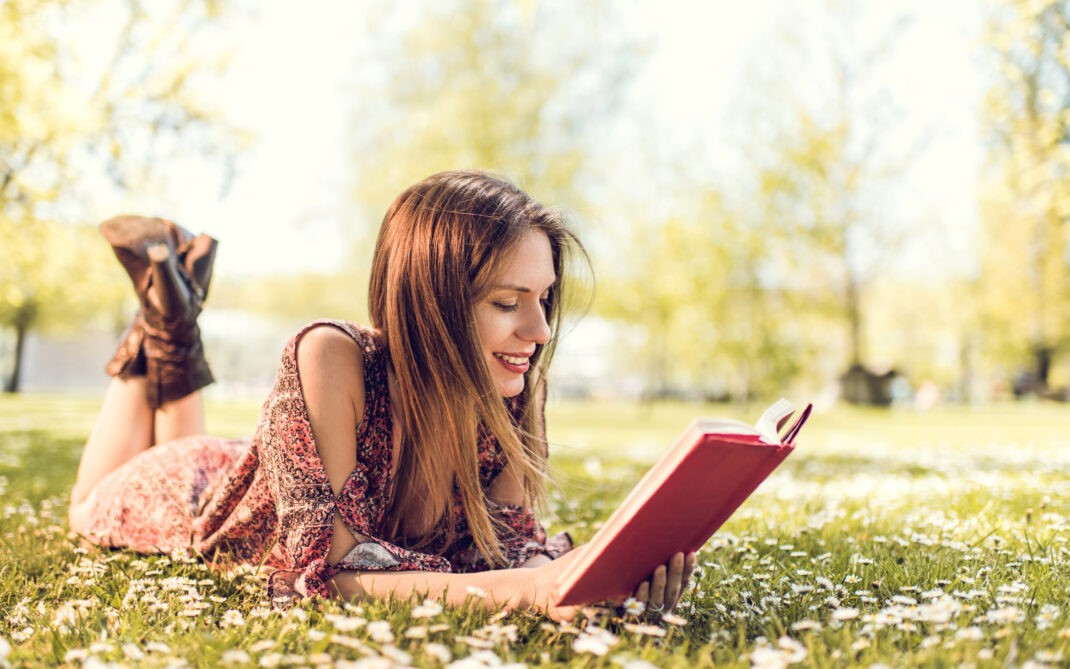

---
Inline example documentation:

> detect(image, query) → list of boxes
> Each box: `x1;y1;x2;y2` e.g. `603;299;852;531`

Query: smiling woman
65;170;696;620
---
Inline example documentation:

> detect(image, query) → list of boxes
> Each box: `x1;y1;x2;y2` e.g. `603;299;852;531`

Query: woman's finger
663;552;685;610
680;551;698;593
649;564;667;609
634;580;650;603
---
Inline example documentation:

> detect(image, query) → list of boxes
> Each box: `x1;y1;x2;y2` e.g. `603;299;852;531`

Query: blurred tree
598;187;805;401
347;0;637;227
0;0;242;392
211;271;368;328
980;0;1070;394
751;8;921;398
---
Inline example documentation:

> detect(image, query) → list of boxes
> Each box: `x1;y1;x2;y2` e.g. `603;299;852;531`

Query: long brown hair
368;170;583;566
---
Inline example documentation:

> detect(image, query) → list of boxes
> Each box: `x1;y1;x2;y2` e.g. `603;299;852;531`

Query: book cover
555;400;812;607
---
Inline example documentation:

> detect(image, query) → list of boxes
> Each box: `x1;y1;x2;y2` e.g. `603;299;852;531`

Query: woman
67;171;697;620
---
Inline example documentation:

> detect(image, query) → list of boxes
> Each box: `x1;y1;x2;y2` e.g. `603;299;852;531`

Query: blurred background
2;0;1069;412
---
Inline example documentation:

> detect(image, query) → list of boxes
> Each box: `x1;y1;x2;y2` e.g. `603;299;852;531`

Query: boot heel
147;243;193;320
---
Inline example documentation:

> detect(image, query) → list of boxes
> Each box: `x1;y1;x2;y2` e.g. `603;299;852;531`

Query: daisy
621;598;645;617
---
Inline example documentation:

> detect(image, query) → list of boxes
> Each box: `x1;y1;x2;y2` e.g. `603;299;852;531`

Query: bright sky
90;0;987;280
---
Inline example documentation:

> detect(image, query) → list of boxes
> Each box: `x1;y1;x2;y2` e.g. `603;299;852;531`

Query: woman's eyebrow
490;280;556;293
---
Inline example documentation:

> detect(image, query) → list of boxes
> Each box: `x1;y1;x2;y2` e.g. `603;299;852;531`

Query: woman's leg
154;391;205;444
70;216;217;533
68;380;205;531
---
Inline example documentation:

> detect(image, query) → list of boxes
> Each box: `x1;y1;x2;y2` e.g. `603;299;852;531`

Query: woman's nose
522;304;552;344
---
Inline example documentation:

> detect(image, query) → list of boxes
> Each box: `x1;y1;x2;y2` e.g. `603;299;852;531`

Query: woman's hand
523;547;585;621
631;551;697;614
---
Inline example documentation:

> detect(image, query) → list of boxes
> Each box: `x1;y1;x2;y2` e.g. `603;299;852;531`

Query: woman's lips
494;352;531;374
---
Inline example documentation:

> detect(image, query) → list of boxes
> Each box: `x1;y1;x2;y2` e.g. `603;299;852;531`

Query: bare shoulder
295;324;366;419
295;324;367;493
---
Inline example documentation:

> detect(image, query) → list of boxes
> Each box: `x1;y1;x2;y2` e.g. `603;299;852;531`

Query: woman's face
474;229;555;397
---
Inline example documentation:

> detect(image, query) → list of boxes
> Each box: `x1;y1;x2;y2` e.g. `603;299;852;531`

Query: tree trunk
846;273;863;367
4;303;37;394
1033;343;1053;390
3;321;28;393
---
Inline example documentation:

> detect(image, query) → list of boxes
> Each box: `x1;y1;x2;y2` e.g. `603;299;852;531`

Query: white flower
9;628;32;644
749;646;789;669
985;607;1024;624
831;607;859;621
917;597;962;624
146;642;171;653
790;620;821;631
221;610;246;627
777;636;806;662
259;652;282;667
250;640;275;652
412;599;444;618
380;644;412;665
64;649;88;663
465;586;488;598
954;626;984;640
425;642;452;663
573;627;618;656
1036;604;1060;630
622;597;645;616
1034;650;1063;663
366;620;394;643
122;643;145;660
289;608;309;622
661;612;687;626
612;658;660;669
325;613;366;632
622;623;666;638
307;630;326;641
221;649;251;664
0;638;9;661
468;650;505;665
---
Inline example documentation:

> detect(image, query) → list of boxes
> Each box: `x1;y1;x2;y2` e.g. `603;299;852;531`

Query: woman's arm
331;547;587;621
296;325;364;564
296;325;566;613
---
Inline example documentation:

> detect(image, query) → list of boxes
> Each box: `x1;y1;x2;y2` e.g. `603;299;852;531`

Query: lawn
0;394;1067;667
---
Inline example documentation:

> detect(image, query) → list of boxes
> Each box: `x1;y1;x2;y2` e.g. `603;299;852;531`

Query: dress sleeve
258;320;452;601
496;503;574;565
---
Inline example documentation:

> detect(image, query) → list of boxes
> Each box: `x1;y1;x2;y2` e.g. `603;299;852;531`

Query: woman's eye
494;302;519;312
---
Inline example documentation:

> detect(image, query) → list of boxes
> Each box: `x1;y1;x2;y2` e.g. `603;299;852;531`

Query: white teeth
496;353;527;365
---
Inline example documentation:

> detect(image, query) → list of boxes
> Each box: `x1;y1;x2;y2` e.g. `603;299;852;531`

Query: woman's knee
67;487;97;534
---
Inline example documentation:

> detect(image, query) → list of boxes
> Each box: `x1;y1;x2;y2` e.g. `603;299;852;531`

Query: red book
555;399;812;607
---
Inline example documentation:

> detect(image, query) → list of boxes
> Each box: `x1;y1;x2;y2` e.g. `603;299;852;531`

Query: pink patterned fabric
85;320;571;597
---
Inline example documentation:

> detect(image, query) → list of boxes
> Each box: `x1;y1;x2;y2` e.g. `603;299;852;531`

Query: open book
555;399;812;607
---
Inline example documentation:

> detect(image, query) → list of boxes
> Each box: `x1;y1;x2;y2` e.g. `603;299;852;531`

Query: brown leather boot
101;215;218;408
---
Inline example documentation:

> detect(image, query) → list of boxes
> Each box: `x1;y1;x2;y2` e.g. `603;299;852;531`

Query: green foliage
210;271;371;328
348;0;637;224
0;397;1067;666
980;0;1070;385
597;192;806;401
0;0;244;390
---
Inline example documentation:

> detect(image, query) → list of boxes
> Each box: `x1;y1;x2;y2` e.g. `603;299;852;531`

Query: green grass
0;395;1068;667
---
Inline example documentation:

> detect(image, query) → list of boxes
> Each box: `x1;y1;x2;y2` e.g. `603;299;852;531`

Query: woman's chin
495;377;526;398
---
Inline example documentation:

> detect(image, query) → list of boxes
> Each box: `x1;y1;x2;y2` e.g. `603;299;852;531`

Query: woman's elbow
328;571;367;602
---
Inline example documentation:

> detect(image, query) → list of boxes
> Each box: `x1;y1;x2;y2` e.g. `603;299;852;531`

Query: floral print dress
84;320;571;597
